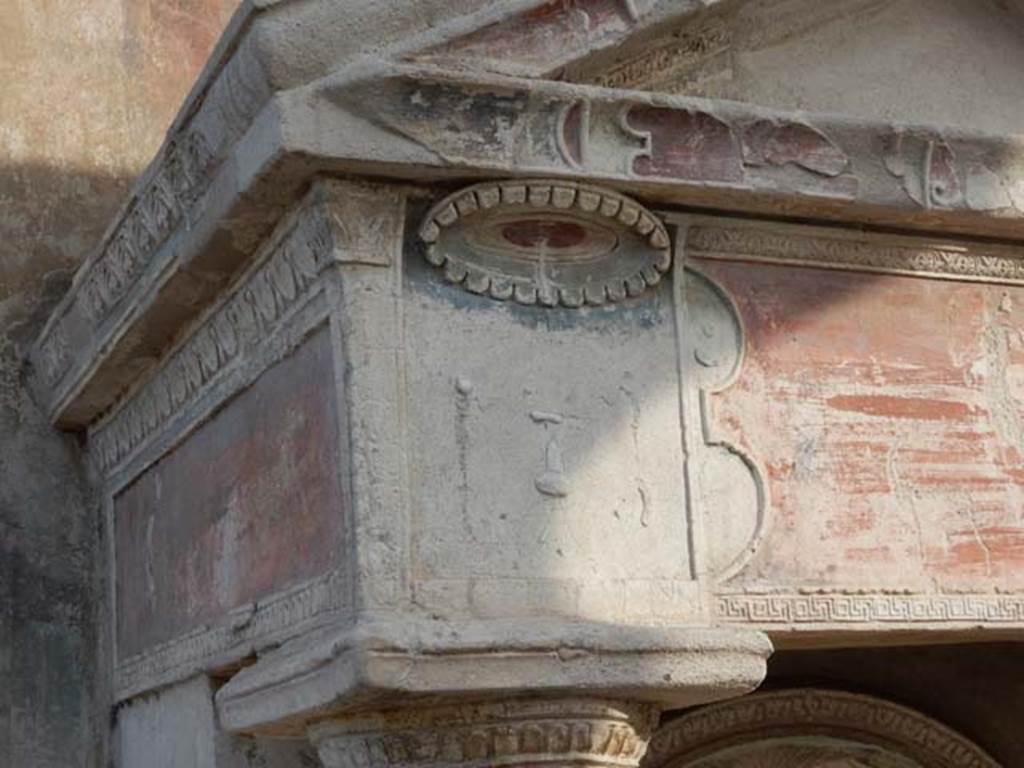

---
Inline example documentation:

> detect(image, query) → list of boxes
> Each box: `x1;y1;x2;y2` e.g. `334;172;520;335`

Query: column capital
310;698;658;768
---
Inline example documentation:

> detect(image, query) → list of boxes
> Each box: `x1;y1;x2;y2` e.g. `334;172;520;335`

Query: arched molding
644;689;1000;768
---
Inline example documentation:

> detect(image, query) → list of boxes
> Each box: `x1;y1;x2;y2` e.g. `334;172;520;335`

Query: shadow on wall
0;163;138;338
0;330;98;768
0;163;130;766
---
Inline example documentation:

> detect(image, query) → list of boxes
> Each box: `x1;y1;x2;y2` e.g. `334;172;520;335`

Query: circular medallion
419;180;671;307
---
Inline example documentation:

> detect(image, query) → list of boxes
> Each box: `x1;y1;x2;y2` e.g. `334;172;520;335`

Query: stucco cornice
29;0;1024;429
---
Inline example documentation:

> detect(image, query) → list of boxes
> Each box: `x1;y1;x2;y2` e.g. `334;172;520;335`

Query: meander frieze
645;689;1000;768
25;1;1024;750
715;592;1024;626
686;221;1024;286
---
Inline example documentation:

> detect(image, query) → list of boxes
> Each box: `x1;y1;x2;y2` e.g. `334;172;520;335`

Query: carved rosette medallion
418;180;671;307
310;698;659;768
644;689;1000;768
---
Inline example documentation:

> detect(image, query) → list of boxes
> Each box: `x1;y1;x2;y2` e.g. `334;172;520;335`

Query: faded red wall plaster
115;328;345;658
702;260;1024;592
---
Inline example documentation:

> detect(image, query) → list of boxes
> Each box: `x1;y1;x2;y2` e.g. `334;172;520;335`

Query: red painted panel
628;107;745;182
115;327;344;658
701;261;1024;591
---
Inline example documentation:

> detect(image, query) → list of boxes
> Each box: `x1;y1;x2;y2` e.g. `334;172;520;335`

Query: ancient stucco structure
6;1;1024;766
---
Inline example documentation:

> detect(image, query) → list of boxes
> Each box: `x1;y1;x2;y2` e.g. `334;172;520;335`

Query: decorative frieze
312;699;659;768
88;180;405;478
81;131;214;325
687;220;1024;286
590;21;730;92
37;330;69;389
672;258;766;582
715;592;1024;625
32;35;271;393
89;200;333;475
646;689;1000;768
36;129;212;391
115;570;348;701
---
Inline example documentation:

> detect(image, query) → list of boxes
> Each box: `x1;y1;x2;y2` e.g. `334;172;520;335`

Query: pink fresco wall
701;259;1024;593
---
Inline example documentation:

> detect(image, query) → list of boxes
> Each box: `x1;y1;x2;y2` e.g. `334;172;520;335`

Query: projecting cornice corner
29;0;1024;430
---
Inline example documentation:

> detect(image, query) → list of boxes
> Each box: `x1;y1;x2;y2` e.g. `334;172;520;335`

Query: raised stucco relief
419;180;670;307
409;0;657;77
34;48;1024;430
35;33;272;401
676;254;765;582
405;216;694;620
404;184;763;621
76;183;1024;709
19;1;1024;764
103;181;407;699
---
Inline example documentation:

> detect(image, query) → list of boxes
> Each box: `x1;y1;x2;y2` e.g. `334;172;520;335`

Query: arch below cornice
644;689;1000;768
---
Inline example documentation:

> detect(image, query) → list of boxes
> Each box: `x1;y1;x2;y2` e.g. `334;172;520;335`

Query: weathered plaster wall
0;2;237;765
588;0;1024;135
115;327;344;659
711;0;1024;134
703;258;1024;592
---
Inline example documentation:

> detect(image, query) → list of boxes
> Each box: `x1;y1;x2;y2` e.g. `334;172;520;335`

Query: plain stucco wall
0;2;237;766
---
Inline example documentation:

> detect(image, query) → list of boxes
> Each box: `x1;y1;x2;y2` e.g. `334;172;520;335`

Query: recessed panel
703;259;1024;593
114;326;344;659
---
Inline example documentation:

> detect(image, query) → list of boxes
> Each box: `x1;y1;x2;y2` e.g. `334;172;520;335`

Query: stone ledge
214;616;772;736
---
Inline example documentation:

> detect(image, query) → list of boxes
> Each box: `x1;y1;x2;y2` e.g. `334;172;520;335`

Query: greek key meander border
686;221;1024;285
647;689;999;768
115;570;349;701
715;593;1024;625
90;194;336;479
